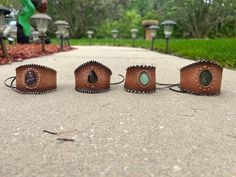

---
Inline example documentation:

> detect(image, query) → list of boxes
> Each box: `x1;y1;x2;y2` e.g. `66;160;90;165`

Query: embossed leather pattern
74;61;112;93
124;65;156;93
180;61;223;95
16;64;57;94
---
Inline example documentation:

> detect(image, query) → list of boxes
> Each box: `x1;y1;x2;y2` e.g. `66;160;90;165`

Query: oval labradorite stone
199;70;213;87
139;71;150;86
88;70;98;84
25;71;37;86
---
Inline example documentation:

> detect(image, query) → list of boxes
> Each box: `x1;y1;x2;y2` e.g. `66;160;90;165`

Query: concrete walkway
0;46;236;177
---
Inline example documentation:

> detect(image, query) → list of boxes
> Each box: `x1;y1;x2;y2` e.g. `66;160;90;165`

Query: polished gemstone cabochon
199;70;213;87
139;71;150;86
88;70;98;84
25;71;37;86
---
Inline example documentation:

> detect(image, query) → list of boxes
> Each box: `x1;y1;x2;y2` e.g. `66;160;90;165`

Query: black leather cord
168;84;185;93
110;74;125;85
156;82;174;86
156;82;178;90
4;76;16;89
4;76;23;93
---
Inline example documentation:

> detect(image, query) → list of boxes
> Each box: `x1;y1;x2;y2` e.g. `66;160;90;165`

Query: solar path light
112;29;118;46
148;25;159;51
31;13;52;53
54;20;69;51
130;28;138;47
87;31;94;46
160;20;177;54
141;20;159;40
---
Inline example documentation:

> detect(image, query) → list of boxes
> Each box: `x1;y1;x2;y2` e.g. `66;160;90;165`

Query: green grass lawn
52;38;236;69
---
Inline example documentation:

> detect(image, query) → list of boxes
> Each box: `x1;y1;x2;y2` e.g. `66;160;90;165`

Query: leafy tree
0;0;20;8
2;0;236;38
128;0;154;17
167;0;236;38
97;10;142;38
48;0;122;37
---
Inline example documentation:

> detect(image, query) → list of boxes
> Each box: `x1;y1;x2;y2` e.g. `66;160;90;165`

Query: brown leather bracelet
5;64;57;94
180;61;223;95
74;61;112;93
124;65;156;93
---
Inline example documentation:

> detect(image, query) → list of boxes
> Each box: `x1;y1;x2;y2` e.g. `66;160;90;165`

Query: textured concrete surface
0;46;236;177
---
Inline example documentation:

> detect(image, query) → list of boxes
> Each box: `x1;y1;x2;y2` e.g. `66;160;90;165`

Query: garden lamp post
31;13;52;53
54;20;69;51
148;25;159;51
130;28;138;47
112;29;118;46
161;20;177;54
0;6;11;58
87;31;94;46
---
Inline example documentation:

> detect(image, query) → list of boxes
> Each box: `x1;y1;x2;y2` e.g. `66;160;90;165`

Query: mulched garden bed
0;44;73;65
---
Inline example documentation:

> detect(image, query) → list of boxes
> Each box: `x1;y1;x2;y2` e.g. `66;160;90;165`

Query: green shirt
18;0;36;36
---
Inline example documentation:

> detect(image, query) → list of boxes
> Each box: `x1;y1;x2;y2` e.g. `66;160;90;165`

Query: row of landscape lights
1;7;177;56
87;20;177;53
0;11;70;54
0;11;71;54
31;13;70;52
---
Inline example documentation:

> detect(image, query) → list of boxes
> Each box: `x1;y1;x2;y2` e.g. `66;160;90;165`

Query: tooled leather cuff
180;61;223;95
5;64;57;94
124;65;156;93
74;61;112;93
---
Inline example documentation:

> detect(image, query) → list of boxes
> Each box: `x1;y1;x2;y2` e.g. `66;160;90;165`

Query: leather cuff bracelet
74;60;124;93
4;64;57;94
174;61;223;95
124;65;156;93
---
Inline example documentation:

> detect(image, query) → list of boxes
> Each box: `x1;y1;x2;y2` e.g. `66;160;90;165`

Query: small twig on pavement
43;129;77;142
57;138;75;142
43;130;58;135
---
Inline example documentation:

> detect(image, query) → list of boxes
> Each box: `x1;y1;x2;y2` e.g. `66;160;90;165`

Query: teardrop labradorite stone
139;71;150;86
88;70;98;84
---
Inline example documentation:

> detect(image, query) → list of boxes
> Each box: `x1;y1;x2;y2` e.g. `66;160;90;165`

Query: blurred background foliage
1;0;236;38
